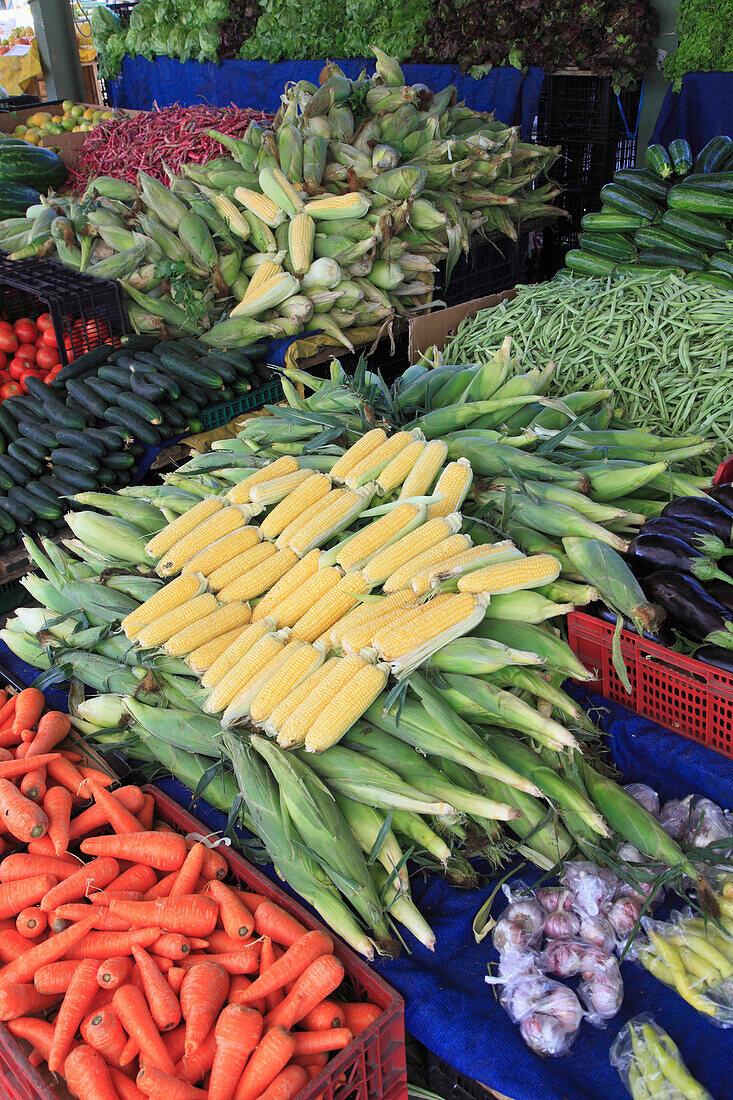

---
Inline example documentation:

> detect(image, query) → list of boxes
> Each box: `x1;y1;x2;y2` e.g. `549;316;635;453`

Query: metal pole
637;0;679;158
29;0;85;101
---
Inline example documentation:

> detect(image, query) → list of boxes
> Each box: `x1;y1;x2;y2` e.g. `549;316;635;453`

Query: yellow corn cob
411;541;520;596
258;474;332;541
163;600;251;657
376;439;426;494
458;553;561;594
265;656;340;736
204;629;287;714
276;654;368;749
186;625;249;675
182;527;261;577
304;192;371;219
372;592;483;661
201;617;277;688
398;439;448;500
288;212;315;277
136;593;219;649
383;533;471;593
121;573;204;640
304;663;389;753
362;514;462;586
275;489;347;550
233;187;285;228
427;458;473;519
345;432;417;489
328;588;416;649
222;638;305;725
268;567;343;629
156;507;249;579
251;550;321;622
248;469;312;506
339;602;425;655
329;428;386;483
336;503;422;572
208;542;277;593
249;642;326;725
145;498;223;561
291;570;371;644
287;491;366;557
227;457;300;505
218;548;299;603
207;192;252;239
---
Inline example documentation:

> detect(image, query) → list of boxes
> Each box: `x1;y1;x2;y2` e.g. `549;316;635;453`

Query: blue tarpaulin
652;72;733;156
108;57;545;140
0;637;730;1100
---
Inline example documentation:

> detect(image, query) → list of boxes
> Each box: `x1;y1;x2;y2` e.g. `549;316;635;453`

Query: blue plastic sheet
108;57;545;139
652;72;733;156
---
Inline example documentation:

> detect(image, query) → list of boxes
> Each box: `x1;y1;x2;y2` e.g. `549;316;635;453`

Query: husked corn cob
328;588;416;649
289;212;316;276
458;553;561;594
249;642;326;725
208;542;277;593
264;656;340;735
186;625;249;675
136;593;219;649
362;513;462;585
411;541;522;596
204;629;288;713
245;262;283;297
145;498;223;560
121;573;204;639
376;439;425;494
218;548;299;603
223;638;304;725
275;489;348;549
305;663;388;753
340;603;425;655
398;440;448;500
163;600;252;657
383;533;471;593
329;428;386;482
182;527;261;577
233;188;286;228
268;567;342;628
304;192;371;220
427;459;473;519
287;488;372;557
258;474;331;540
335;503;424;572
251;550;321;622
276;654;368;748
345;432;418;489
248;470;312;506
201;617;277;688
291;570;371;644
371;592;488;677
157;507;248;578
227;457;299;504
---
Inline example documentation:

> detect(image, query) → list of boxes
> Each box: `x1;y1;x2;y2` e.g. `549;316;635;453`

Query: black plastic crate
440;234;529;307
426;1048;485;1100
536;74;640;140
107;0;139;25
0;95;40;114
0;255;130;365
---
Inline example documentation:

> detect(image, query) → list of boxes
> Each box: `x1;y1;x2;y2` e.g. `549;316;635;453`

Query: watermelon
0;144;66;191
0;182;40;219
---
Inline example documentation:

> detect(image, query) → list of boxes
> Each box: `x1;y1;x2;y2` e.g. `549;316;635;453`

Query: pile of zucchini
0;335;274;551
566;135;733;288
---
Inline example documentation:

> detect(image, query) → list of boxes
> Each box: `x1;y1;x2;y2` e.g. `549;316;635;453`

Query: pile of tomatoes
0;315;111;400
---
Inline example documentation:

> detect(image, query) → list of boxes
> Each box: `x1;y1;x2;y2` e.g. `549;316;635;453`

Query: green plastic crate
199;379;284;431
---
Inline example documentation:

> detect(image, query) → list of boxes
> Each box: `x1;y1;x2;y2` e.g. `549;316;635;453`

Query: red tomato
13;319;37;344
0;352;7;372
19;368;43;387
0;371;10;384
0;321;13;332
0;381;21;399
36;313;53;333
0;330;18;355
8;359;28;380
16;343;36;363
35;345;60;370
41;328;58;348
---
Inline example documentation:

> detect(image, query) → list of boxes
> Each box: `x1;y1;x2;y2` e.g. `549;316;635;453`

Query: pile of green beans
441;271;733;471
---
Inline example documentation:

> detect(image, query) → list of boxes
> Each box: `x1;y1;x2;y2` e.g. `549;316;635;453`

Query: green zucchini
644;144;674;179
9;484;60;520
580;232;636;261
49;465;98;492
600;183;662;221
44;400;86;431
116;392;163;425
7;441;43;474
65;380;108;420
614;168;671;203
694;135;733;173
669;138;693;176
52;448;100;475
86;377;123;405
231;343;268;359
0;468;13;491
102;451;136;470
681;172;733;191
217;385;234;403
98;363;134;388
709;252;733;277
3;395;44;422
0;405;19;444
564;250;616;276
689;271;733;290
172;337;207;356
613;263;672;277
659;210;729;251
0;454;32;486
637;249;707;272
103;407;161;446
50;345;112;390
582;211;649;231
633;226;705;259
667;184;733;217
55;428;107;457
157;349;224;390
0;496;33;526
127;442;145;458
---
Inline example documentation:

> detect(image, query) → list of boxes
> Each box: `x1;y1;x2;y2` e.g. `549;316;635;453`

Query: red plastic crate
0;786;407;1100
567;610;733;759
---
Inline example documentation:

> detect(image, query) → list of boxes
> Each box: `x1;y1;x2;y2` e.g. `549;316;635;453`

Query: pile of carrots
0;686;382;1100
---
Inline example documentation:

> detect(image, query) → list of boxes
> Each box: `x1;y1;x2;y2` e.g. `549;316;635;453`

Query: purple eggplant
711;484;733;513
627;533;733;585
642;518;733;560
705;580;733;611
587;601;675;645
644;570;733;647
695;645;733;674
661;496;733;543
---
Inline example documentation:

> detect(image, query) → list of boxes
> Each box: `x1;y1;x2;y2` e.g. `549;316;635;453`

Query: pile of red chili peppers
69;104;272;188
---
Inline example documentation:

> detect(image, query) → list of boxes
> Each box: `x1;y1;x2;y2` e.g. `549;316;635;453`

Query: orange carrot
110;1067;147;1100
12;689;45;739
7;1015;55;1061
132;945;181;1032
69;786;146;841
46;756;89;802
35;959;84;994
138;794;155;832
0;851;79;882
150;933;192;961
113;983;177;1075
53;903;132;931
97;957;134;991
0;752;63;779
108;895;218;937
167;967;185;996
194;843;227;881
258;1066;309;1100
49;958;100;1072
90;890;144;906
175;1026;218;1085
66;927;163;960
0;981;59;1021
64;1043;120;1100
42;785;72;856
180;950;260;976
300;999;343;1030
265;955;345;1031
16;906;47;938
0;778;48;842
180;960;229;1057
253;901;307;947
27;710;70;756
87;778;145;835
206;880;253;940
161;1021;186;1058
40;856;120;912
259;936;283;1014
144;870;177;901
0;912;96;985
0;749;10;762
0;874;57;919
227;974;266;1014
291;1052;328;1070
81;832;187;871
20;763;46;803
59;749;82;761
204;931;255;953
0;919;37;963
209;1004;263;1100
238;930;333;1003
292;1028;352;1056
342;1001;381;1034
109;864;158;895
232;1025;295;1100
81;1005;129;1067
169;842;205;898
136;1064;208;1100
78;767;114;788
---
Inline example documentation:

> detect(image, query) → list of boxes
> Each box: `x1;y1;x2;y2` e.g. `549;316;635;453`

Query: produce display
0;25;34;56
611;1016;712;1098
0;312;68;394
91;0;227;79
663;0;733;91
569;133;733;287
10;103;121;146
0;683;383;1099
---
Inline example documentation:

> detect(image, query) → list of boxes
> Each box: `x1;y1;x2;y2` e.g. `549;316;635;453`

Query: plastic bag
637;914;733;1027
610;1014;712;1099
579;957;624;1025
499;968;584;1057
561;860;620;916
625;783;660;818
659;795;693;838
491;882;546;954
684;797;733;850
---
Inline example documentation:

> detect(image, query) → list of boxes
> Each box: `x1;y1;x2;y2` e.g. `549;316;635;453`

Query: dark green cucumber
644;144;674;179
159;403;186;429
0;505;14;533
3;395;44;422
128;351;163;372
40;474;78;498
98;363;134;388
669;138;693;176
172;337;207;356
218;385;234;403
0;454;32;486
211;349;255;371
637;249;707;272
667;184;733;217
55;428;107;457
681;172;733;191
580;232;636;261
10;436;46;463
709;252;733;277
659;210;728;251
66;380;108;420
599;183;662;220
96;468;117;487
88;426;130;449
9;484;60;520
0;405;19;443
29;479;66;507
582;211;649;231
116;392;163;425
614;168;671;203
44;400;86;431
103;407;160;446
233;379;252;396
130;373;166;401
694;136;733;173
127;442;145;458
145;371;180;400
86;377;124;405
101;451;135;470
0;467;13;491
157;350;224;390
7;441;43;474
16;419;58;450
0;533;16;549
52;448;100;474
203;358;237;384
179;380;208;404
119;334;158;351
49;465;98;492
0;496;33;526
564;250;616;276
633;226;705;259
50;345;113;390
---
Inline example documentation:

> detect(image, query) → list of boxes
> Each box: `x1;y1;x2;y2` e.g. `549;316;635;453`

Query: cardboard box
0;101;139;167
408;289;517;364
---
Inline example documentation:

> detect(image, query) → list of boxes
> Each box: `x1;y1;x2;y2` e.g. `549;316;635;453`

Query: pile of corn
0;48;562;346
